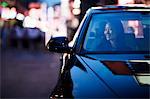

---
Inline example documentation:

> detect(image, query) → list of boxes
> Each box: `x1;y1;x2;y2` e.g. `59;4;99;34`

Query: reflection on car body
47;5;150;98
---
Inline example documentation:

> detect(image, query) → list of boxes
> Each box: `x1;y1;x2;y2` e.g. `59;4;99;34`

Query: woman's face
104;23;113;41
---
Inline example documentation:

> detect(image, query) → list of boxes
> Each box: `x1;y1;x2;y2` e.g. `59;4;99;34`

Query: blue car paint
80;55;149;98
70;55;117;98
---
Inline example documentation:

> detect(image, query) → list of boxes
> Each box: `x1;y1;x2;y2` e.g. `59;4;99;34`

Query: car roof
86;5;150;15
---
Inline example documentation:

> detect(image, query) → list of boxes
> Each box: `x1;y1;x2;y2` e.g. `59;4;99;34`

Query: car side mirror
46;37;71;53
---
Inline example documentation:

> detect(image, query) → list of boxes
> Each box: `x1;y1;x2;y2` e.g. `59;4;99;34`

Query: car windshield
83;11;150;53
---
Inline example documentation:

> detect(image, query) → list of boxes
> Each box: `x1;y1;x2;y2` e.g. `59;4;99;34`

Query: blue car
47;5;150;98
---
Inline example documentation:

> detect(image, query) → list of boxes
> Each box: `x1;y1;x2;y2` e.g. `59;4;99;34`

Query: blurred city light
118;0;135;5
1;1;9;7
0;0;81;47
29;2;41;9
40;3;47;22
29;8;40;20
1;7;17;19
1;8;9;19
72;0;81;15
61;0;70;18
9;7;17;19
72;8;81;15
47;7;54;21
73;0;81;9
23;16;37;28
38;0;60;6
16;13;25;20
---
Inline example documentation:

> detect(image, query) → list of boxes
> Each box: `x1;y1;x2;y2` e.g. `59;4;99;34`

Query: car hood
78;54;150;98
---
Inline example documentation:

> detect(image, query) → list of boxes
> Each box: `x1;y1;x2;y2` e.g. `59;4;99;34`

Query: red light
102;61;132;75
29;2;41;9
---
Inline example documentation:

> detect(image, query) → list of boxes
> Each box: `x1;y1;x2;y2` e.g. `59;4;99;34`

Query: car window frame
73;12;93;54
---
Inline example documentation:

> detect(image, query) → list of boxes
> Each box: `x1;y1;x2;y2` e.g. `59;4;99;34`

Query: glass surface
83;12;150;53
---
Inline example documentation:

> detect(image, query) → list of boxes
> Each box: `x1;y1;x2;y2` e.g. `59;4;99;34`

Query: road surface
1;48;62;98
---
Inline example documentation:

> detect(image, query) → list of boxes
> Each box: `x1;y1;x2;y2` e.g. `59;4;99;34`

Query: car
47;5;150;98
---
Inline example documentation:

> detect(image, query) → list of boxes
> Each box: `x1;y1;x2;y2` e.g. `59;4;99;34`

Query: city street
1;48;62;98
0;0;149;98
